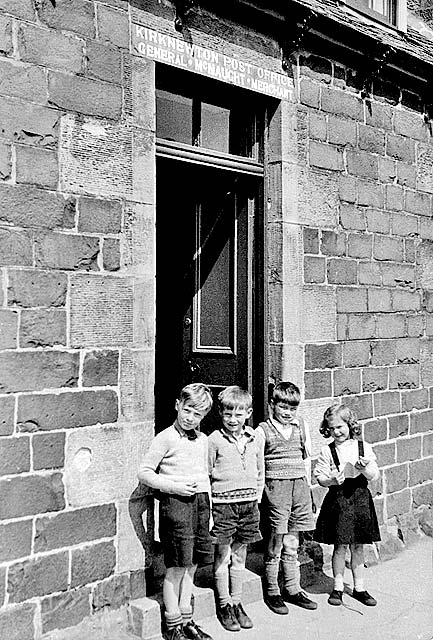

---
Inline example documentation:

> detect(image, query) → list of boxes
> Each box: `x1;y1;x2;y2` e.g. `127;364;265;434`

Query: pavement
195;535;433;640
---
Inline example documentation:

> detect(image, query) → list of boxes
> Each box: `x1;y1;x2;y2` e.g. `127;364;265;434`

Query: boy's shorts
158;492;213;568
262;477;314;535
211;500;262;546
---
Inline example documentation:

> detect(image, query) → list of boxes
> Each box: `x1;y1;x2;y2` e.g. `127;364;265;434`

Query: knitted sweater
138;424;210;494
208;426;264;503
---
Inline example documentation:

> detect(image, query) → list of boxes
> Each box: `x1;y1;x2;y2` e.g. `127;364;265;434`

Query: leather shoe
264;594;288;615
282;590;318;610
233;602;253;628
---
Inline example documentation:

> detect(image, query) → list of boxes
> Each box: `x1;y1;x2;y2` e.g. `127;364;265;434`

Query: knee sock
229;567;244;605
265;558;280;596
180;606;193;625
214;565;232;607
165;611;182;630
281;550;300;596
333;575;344;591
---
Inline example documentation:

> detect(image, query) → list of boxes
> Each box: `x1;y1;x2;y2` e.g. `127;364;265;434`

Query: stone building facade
0;1;432;638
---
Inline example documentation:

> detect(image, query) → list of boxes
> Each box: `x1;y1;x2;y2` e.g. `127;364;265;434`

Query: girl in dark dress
313;405;380;607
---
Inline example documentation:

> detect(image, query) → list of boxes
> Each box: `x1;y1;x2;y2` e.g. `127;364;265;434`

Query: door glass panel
156;89;193;144
201;102;230;153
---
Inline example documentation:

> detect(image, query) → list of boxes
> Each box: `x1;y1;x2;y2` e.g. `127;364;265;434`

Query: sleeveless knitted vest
261;419;306;480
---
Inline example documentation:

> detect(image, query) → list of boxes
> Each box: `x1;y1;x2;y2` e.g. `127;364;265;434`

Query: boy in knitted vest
138;383;214;640
256;381;317;615
208;386;264;632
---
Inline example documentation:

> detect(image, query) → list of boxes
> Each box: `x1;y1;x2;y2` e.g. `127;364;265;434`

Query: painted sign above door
132;24;293;101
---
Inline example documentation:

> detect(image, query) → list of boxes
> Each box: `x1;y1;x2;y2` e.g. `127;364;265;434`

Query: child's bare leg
229;542;247;604
265;533;283;595
332;544;347;591
163;567;187;630
350;544;365;591
214;544;232;607
281;532;300;596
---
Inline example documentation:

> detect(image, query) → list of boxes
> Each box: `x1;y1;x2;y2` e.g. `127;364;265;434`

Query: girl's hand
355;456;370;471
332;469;345;485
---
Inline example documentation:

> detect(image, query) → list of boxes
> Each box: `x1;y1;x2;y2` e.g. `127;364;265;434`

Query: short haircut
320;404;361;438
218;385;252;411
269;381;300;406
178;383;213;414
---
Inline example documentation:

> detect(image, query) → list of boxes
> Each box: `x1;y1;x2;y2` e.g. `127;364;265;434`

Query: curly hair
319;404;361;439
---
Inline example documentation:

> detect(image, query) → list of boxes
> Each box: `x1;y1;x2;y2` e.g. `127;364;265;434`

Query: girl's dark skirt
314;476;380;545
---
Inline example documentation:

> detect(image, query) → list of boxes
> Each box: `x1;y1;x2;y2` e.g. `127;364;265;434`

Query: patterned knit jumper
260;419;306;480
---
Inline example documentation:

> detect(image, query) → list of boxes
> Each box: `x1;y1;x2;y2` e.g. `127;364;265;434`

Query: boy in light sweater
208;386;264;632
138;383;214;640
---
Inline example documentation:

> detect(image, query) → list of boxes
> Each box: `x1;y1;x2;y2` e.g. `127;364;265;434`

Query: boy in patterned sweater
208;386;264;632
256;381;317;615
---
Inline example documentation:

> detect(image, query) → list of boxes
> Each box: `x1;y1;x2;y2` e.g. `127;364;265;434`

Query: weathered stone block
103;238;120;271
304;256;325;283
305;343;341;370
381;263;415;287
373;441;395;467
373;235;404;261
337;287;368;313
49;72;122;120
394;110;426;142
409;458;432;486
0;184;74;229
0;141;10;179
321;86;363;120
0;473;65;519
358;261;381;285
70;275;133;347
386;185;404;212
417;143;433;194
410;410;433;435
83;350;119;387
396;436;422;463
97;3;129;48
0;97;60;147
0;351;78;393
392;212;418;239
422;433;433;457
20;309;66;348
309;141;344;171
389;364;419;389
304;370;332;399
367;288;391;312
300;287;336;343
386;489;411;517
347;151;378;180
16;145;58;189
385;463;408;493
342;340;370;367
376;314;406;339
35;232;99;271
392;290;421;312
18;389;118;432
333;368;361;396
348;233;372;258
363;417;387;443
321;230;346;256
396;161;416;188
0;228;32;266
0;602;36;640
41;587;91;634
303;227;319;254
0;520;32;562
8;551;69;603
294;167;339;227
35;504;116;553
86;41;122;84
8;269;68;307
18;23;83;74
373;390;400;416
358;124;385;155
36;0;94;36
33;432;65;471
347;314;376;340
379;156;396;183
309;112;326;141
0;309;17;349
0;58;46;104
0;395;15;436
366;208;390;234
327;258;357;284
412;482;433;507
389;414;409;438
299;77;320;109
339;204;366;230
362;367;388;392
401;388;428;411
0;436;30;476
406;189;431;217
339;175;356;203
92;574;130;612
387;134;415;163
420;338;433;386
365;101;392;130
71;540;116;588
78;196;122;234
